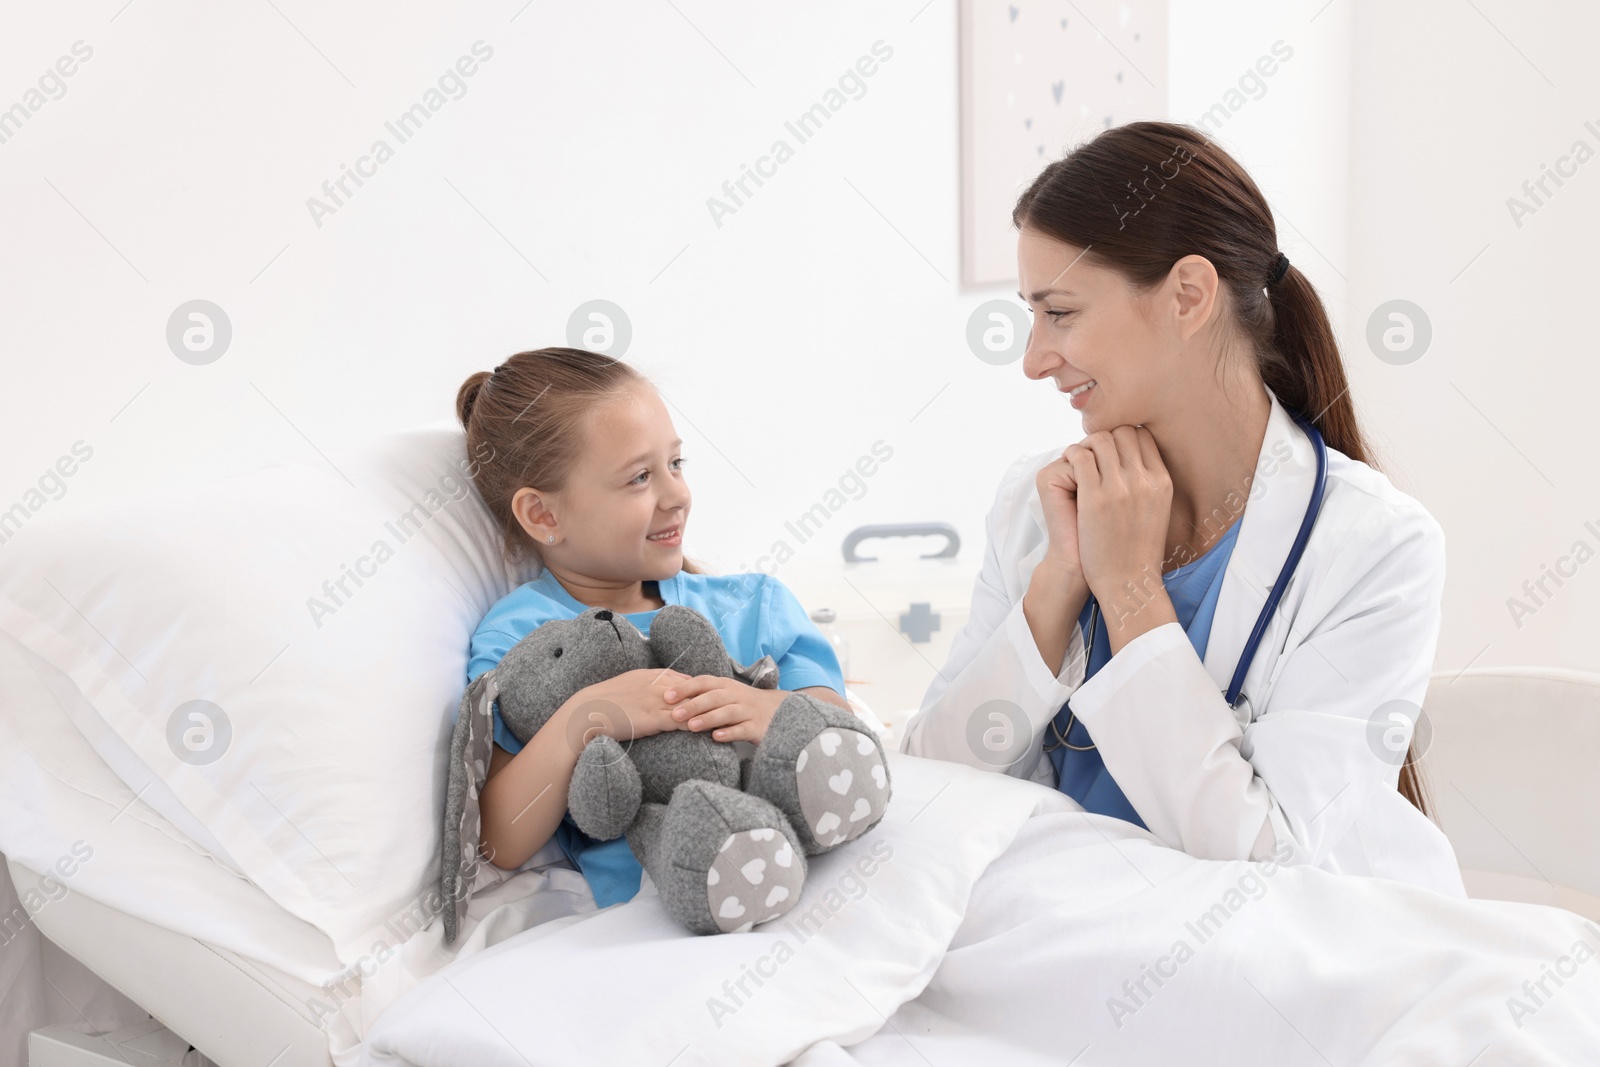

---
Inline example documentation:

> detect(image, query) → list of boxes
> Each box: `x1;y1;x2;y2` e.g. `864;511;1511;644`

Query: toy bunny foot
745;694;892;854
628;779;807;935
567;734;642;841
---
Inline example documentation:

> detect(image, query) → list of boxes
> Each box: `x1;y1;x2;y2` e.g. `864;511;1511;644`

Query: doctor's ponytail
1259;258;1372;470
1013;121;1433;820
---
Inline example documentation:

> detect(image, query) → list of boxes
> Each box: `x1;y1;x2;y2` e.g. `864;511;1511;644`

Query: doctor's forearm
1102;585;1179;656
1023;560;1090;677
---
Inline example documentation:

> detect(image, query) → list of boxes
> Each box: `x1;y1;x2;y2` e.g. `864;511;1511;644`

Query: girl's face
1016;227;1211;433
529;381;691;581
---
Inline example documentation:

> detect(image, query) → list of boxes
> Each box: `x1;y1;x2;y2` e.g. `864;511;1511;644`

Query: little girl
455;347;854;909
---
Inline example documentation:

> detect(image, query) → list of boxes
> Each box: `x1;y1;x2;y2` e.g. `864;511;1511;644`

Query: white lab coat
899;385;1466;897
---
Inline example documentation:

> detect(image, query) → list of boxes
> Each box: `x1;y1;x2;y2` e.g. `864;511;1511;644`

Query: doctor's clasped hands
1035;424;1182;655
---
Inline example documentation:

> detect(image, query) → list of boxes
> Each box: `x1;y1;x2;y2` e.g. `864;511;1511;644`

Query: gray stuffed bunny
441;603;891;941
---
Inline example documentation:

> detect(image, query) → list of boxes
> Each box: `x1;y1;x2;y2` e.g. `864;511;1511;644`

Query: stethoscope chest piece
1228;690;1255;729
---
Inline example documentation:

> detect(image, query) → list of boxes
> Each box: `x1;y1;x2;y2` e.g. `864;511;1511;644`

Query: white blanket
357;754;1600;1066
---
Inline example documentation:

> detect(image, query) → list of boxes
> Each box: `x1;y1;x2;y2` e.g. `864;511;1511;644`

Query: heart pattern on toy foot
706;826;805;933
795;728;890;849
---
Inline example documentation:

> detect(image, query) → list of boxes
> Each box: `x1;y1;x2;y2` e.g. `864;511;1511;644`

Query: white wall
1348;0;1600;672
0;0;1591;674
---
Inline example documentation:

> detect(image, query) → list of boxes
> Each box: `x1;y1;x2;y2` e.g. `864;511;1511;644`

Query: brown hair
455;347;708;577
1013;120;1432;819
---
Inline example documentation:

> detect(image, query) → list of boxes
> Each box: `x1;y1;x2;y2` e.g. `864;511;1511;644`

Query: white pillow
0;426;532;962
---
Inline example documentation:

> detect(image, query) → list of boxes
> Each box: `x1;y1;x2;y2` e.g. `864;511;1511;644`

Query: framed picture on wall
959;0;1169;286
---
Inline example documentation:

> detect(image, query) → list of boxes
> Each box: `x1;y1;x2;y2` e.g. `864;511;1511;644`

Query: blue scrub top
1046;519;1242;828
464;568;845;908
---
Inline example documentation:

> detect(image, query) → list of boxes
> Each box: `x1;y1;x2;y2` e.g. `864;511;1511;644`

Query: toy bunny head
493;608;655;744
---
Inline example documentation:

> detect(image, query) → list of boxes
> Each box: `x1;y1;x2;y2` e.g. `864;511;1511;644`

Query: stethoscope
1044;409;1329;753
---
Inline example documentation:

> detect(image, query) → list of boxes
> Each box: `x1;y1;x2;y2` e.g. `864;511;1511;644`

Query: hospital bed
2;427;1597;1065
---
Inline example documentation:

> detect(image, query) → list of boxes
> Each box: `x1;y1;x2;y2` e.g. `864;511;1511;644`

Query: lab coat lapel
1202;386;1317;722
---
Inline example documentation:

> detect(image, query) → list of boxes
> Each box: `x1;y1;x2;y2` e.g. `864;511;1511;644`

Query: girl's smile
647;524;682;546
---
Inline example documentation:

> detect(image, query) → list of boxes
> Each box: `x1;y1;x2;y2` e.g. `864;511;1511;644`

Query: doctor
900;120;1464;896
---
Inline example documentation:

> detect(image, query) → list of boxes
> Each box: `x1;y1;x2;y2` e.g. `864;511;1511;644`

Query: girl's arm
479;700;581;871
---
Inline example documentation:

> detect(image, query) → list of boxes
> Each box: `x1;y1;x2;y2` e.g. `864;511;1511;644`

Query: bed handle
841;523;961;563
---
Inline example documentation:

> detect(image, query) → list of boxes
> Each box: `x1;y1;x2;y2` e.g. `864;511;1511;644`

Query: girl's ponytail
456;370;493;430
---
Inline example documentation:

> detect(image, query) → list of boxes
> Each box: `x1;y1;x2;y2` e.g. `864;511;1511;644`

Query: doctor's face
1017;228;1181;433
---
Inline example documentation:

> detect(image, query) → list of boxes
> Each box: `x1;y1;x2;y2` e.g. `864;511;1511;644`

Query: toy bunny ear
441;669;498;944
732;654;780;690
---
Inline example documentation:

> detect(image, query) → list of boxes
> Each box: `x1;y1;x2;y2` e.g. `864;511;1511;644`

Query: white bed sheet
356;752;1600;1067
353;751;1074;1065
792;807;1600;1065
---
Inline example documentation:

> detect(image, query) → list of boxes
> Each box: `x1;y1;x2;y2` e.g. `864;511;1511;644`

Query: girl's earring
546;535;554;543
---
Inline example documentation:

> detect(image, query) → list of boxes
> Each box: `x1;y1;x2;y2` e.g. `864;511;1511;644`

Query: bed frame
7;858;332;1067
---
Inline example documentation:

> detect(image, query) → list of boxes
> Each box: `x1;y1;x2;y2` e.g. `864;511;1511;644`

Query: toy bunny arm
798;685;851;711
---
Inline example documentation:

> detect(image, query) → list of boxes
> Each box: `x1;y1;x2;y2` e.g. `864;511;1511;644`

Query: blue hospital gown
464;568;845;907
1046;518;1242;828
